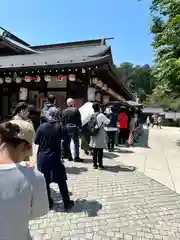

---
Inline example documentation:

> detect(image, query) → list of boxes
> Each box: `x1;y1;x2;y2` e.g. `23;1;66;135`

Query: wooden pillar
84;72;90;102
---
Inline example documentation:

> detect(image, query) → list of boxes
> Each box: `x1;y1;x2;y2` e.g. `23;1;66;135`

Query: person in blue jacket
34;107;74;211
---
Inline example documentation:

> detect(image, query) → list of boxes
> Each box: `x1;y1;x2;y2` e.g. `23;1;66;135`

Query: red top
118;112;128;129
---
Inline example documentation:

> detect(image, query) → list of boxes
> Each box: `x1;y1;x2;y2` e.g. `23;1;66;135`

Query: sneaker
93;165;98;169
64;200;75;211
74;157;84;162
68;157;73;161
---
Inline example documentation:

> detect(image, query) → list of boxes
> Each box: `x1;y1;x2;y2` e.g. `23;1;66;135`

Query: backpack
87;113;101;136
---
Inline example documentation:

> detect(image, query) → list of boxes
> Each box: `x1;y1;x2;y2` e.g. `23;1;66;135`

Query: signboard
19;88;28;101
87;87;96;101
47;76;67;88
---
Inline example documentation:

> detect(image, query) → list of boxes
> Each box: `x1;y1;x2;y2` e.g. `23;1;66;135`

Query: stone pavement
118;127;180;194
30;127;180;239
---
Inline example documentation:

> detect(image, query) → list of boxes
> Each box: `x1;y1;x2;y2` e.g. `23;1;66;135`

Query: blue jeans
66;129;80;159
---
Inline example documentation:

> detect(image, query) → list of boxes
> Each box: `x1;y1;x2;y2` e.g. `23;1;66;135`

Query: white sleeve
29;170;49;220
98;113;110;125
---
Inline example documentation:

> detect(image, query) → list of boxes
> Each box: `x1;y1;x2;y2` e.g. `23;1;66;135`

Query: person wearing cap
0;120;49;240
12;102;35;162
62;98;83;162
35;107;74;211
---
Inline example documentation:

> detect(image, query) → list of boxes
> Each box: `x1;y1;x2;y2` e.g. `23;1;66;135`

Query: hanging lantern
0;77;4;84
103;95;110;104
5;77;12;83
13;72;17;81
15;77;22;83
103;84;107;91
97;80;103;88
24;76;31;82
68;74;76;82
56;75;64;82
35;76;41;82
82;68;86;74
44;75;51;82
92;77;98;84
95;92;101;102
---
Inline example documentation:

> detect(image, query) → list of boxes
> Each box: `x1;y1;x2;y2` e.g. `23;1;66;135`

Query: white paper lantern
95;92;101;102
44;75;51;82
35;76;41;82
24;76;31;82
92;77;98;84
68;74;76;82
103;95;110;104
0;77;4;84
82;68;86;74
5;77;12;83
15;77;22;83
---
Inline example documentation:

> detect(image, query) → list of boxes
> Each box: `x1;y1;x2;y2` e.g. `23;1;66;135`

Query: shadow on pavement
134;128;151;148
54;199;102;217
104;165;136;173
103;152;119;159
176;140;180;147
66;166;88;175
83;158;93;164
114;148;134;154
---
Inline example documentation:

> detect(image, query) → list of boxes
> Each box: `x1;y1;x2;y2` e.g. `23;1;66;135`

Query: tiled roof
0;45;110;69
5;37;38;54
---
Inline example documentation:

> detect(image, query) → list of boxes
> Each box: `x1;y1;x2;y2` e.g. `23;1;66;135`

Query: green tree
115;62;155;101
150;0;180;94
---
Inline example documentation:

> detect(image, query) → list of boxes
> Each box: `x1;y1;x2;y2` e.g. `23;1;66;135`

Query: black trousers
107;131;116;150
46;180;70;208
119;128;129;144
92;148;103;167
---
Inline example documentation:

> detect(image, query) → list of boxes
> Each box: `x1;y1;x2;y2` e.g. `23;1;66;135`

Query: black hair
92;102;100;112
0;122;28;148
48;94;56;104
12;102;28;117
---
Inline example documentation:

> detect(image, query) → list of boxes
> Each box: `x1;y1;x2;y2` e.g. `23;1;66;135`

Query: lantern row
0;74;77;84
91;77;125;101
2;67;98;76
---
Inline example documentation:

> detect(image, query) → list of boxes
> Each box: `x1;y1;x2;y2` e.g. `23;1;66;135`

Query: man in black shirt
62;98;83;162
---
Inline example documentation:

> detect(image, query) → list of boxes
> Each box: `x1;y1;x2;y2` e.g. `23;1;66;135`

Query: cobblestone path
30;154;180;240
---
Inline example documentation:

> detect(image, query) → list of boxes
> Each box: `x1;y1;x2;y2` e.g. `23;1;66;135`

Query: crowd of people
0;94;141;240
146;113;162;129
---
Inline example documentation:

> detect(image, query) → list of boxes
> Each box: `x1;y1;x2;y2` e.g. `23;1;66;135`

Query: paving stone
30;130;180;240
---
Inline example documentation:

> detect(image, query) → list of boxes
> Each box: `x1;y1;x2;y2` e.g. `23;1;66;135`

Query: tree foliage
150;0;180;93
115;62;155;101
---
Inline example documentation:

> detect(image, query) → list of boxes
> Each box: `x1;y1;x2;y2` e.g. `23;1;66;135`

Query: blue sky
0;0;153;65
